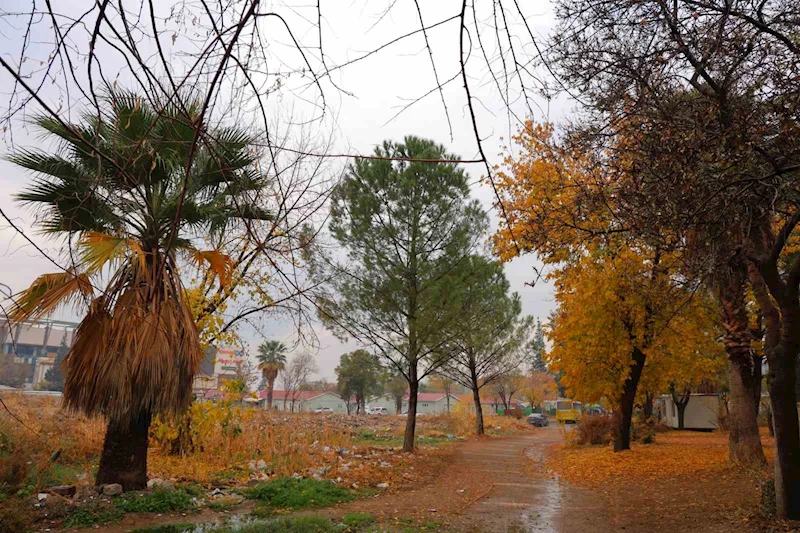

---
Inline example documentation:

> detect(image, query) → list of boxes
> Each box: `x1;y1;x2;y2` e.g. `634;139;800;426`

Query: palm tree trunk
267;377;275;410
95;410;151;491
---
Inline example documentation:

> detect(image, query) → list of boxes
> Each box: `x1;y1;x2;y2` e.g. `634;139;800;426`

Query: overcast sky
0;1;570;380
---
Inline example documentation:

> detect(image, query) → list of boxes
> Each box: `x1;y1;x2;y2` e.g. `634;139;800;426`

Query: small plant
115;489;194;513
242;478;355;511
132;523;197;533
63;503;124;528
574;414;614;446
206;516;343;533
342;513;374;528
207;500;237;512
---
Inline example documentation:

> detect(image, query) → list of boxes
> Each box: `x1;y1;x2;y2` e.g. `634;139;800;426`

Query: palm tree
6;91;271;490
256;340;288;409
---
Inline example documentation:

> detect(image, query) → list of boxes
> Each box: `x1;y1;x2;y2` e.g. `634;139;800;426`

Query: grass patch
207;516;344;533
242;478;354;511
207;500;237;512
132;523;197;533
342;513;374;528
115;489;195;513
63;504;124;528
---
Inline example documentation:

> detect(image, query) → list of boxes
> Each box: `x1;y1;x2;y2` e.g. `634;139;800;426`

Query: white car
367;407;388;415
314;407;333;414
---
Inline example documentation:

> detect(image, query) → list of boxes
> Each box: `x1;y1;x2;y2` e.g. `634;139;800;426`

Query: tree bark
614;347;646;452
471;368;484;436
403;368;419;452
96;410;151;491
266;378;275;410
718;270;765;464
671;385;691;430
394;395;403;415
642;391;654;421
749;259;800;519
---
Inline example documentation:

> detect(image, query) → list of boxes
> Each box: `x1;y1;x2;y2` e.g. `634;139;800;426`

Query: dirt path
317;426;578;531
323;426;755;533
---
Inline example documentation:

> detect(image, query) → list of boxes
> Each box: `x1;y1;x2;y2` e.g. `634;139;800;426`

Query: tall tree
440;255;527;434
280;352;318;411
317;137;487;451
528;318;547;373
6;91;271;489
336;350;383;414
43;336;69;391
256;340;288;410
545;1;800;506
492;123;712;451
385;370;408;415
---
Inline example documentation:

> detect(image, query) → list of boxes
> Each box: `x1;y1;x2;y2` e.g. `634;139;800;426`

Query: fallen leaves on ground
545;430;774;487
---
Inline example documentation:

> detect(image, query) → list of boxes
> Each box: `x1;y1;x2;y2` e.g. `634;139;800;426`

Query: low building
657;393;720;430
365;394;402;414
0;317;78;388
258;390;348;413
403;392;461;414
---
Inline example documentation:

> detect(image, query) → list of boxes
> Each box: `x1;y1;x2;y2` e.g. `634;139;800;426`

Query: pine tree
529;318;547;373
43;337;69;391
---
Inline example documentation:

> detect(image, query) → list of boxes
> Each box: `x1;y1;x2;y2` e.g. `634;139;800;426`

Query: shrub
574;414;614;446
0;499;35;533
242;478;354;510
115;489;194;513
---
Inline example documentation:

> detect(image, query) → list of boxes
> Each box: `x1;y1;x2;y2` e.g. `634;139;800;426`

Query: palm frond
63;287;202;423
191;249;234;287
78;232;147;273
7;272;94;323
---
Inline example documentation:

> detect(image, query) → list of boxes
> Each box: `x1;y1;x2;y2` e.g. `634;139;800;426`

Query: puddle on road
518;444;563;533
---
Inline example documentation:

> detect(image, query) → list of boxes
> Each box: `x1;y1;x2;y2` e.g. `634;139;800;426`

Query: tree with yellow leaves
493;122;721;450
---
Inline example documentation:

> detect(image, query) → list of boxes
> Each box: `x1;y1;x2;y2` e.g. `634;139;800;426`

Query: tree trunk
614;347;645;452
727;359;765;463
642;391;654;421
403;371;419;452
753;262;800;519
96;410;151;491
670;385;691;430
394;395;403;415
766;309;800;519
718;270;765;464
471;372;484;436
267;378;275;410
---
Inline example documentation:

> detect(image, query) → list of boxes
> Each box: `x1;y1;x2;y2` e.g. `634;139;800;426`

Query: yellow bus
556;400;583;423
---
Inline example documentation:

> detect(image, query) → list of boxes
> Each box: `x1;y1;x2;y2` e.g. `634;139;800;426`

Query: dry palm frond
7;272;93;323
191;249;234;287
79;232;147;274
63;273;202;424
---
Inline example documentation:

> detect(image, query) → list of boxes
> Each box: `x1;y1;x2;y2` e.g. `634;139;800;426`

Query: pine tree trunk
471;377;484;436
95;410;151;491
403;368;419;452
614;347;645;452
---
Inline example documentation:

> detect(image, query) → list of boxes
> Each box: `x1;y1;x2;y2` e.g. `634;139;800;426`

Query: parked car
527;413;549;427
314;407;333;414
367;406;389;415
